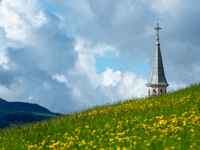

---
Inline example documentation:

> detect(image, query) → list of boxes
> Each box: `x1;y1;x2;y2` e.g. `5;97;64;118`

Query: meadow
0;83;200;150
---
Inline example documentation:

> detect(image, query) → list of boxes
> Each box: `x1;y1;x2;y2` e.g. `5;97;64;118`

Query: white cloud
149;0;188;18
0;49;9;69
52;74;68;85
115;72;147;99
74;53;101;88
0;0;47;42
100;71;147;101
75;36;118;57
68;38;148;104
101;68;121;87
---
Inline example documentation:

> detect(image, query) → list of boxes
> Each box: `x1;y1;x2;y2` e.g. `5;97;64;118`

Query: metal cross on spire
154;23;162;37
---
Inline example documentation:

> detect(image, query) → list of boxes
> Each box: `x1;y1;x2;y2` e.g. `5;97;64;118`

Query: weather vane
154;23;161;37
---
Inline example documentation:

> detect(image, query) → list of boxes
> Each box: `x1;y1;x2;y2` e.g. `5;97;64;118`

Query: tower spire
146;23;168;96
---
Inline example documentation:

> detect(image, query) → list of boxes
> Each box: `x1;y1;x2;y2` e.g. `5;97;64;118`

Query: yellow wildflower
177;137;181;141
28;145;34;149
183;120;186;126
85;125;90;129
152;135;157;139
117;146;121;150
109;138;114;142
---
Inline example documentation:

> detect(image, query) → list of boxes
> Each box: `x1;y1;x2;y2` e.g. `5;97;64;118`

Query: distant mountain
0;98;61;128
0;98;7;104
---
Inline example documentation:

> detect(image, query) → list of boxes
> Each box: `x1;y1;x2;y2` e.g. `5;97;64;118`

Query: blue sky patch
95;53;150;75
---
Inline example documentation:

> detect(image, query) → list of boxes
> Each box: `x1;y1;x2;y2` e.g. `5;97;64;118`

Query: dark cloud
0;47;76;113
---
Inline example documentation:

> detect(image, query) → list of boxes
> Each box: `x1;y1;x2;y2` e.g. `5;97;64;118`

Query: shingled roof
146;25;168;86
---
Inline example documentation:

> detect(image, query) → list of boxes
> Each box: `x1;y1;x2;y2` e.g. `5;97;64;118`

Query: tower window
160;89;162;94
153;89;156;95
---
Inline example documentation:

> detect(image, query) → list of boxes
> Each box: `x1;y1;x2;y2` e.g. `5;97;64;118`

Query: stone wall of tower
148;86;167;97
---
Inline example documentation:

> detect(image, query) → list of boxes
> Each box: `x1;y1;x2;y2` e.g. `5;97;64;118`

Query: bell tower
146;23;169;96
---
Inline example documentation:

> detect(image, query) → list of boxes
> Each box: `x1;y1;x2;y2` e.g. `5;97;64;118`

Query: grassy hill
0;84;200;149
0;98;60;128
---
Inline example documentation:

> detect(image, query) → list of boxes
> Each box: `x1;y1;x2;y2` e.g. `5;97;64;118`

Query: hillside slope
0;84;200;149
0;98;60;128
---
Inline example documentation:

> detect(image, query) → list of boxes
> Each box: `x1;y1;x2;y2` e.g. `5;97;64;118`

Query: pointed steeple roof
146;23;168;86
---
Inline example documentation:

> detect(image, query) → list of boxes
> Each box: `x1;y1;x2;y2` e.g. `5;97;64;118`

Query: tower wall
148;86;167;97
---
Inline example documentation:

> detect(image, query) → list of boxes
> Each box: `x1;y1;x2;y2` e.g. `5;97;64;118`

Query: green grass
1;84;200;150
32;112;59;118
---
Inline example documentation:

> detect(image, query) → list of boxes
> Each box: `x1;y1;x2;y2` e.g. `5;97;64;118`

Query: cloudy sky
0;0;199;113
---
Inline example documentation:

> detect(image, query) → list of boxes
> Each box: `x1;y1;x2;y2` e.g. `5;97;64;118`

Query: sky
0;0;200;113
